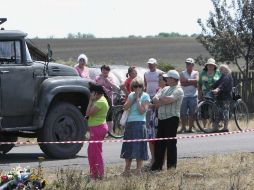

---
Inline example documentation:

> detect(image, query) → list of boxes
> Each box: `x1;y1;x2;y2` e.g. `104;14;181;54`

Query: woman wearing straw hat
198;58;221;100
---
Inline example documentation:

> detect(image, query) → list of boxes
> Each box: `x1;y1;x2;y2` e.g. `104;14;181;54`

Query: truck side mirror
47;44;53;62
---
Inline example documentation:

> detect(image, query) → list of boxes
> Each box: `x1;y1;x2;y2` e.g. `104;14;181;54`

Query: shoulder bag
120;109;130;126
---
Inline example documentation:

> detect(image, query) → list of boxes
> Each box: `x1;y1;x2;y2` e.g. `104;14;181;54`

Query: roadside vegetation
38;152;254;190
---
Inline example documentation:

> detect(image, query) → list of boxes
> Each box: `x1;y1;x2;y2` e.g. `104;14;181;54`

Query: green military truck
0;18;90;159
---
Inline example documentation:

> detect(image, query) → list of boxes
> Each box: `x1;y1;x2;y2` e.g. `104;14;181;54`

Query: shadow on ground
0;153;87;164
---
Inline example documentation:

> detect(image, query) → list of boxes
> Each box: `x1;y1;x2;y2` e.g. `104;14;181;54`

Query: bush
157;62;175;72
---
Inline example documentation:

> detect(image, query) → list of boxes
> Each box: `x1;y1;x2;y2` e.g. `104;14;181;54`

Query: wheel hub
54;116;76;141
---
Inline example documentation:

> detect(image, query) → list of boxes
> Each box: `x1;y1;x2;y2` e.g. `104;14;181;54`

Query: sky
1;0;213;38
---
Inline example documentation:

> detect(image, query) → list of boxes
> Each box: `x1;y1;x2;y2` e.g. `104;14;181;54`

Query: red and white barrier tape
0;129;254;145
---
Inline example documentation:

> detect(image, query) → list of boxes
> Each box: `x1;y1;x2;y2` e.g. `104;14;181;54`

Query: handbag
120;109;130;126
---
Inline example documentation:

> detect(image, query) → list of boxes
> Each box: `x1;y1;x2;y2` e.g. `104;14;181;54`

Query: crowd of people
74;53;234;179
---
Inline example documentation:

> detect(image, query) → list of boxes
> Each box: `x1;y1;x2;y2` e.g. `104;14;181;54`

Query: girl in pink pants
86;82;110;179
88;123;108;179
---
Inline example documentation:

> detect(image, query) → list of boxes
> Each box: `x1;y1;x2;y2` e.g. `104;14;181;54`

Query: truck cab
0;19;90;159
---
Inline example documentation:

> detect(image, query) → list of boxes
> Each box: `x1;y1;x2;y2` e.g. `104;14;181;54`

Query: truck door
0;40;35;128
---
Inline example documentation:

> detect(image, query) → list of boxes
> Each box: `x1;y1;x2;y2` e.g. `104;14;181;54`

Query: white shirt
181;70;199;97
144;70;162;97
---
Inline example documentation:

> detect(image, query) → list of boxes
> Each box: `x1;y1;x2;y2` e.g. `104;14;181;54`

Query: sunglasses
132;84;143;88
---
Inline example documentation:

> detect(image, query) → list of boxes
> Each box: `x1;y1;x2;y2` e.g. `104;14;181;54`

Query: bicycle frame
196;82;249;133
106;90;126;139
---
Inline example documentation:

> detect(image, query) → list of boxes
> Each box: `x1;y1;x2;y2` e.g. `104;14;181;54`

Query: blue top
127;92;150;122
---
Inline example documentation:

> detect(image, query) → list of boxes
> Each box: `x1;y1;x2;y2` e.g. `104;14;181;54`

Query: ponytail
126;66;136;78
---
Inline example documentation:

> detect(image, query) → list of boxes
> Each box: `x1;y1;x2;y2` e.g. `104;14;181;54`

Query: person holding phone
120;77;150;176
86;82;109;179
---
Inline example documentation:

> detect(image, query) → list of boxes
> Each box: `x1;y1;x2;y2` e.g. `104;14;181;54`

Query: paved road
1;132;254;172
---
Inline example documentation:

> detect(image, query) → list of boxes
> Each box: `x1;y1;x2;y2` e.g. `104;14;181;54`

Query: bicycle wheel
196;101;219;133
234;99;249;131
108;105;125;138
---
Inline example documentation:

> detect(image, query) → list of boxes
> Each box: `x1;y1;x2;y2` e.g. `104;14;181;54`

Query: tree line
37;32;198;39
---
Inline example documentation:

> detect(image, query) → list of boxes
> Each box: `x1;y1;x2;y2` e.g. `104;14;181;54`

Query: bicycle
106;91;126;139
195;83;249;133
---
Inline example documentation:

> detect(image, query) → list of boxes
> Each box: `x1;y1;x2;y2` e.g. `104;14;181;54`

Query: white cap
77;54;88;63
205;58;217;66
162;70;180;80
185;58;195;64
147;58;157;64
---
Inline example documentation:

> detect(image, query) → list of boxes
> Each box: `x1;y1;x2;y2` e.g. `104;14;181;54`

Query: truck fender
34;77;90;128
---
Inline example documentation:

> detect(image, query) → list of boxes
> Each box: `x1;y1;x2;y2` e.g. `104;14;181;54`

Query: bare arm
120;83;129;96
123;90;150;114
180;73;188;86
123;91;141;110
86;98;101;116
180;73;198;87
188;74;199;87
158;96;176;105
123;97;134;110
144;74;147;92
153;98;161;108
152;96;175;107
136;99;149;114
106;77;120;90
154;88;183;106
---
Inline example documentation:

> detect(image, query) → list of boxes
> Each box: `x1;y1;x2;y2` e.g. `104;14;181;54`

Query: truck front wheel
0;134;17;154
38;102;87;159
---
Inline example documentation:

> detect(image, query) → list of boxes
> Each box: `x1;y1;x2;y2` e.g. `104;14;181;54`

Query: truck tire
38;102;86;159
0;134;17;154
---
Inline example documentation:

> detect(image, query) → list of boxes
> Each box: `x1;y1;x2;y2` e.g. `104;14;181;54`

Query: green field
30;37;210;70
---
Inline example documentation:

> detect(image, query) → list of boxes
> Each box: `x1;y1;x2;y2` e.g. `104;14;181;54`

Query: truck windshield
0;40;22;64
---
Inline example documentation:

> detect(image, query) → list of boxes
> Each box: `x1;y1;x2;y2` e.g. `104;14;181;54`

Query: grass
41;152;254;190
6;119;254;189
41;117;254;189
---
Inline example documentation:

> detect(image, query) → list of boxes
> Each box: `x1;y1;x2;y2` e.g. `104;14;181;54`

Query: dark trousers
151;116;179;170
